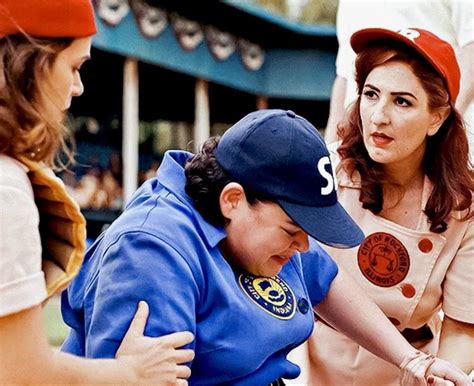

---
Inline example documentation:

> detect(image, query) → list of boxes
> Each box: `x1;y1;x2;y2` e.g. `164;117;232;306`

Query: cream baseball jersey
306;146;473;385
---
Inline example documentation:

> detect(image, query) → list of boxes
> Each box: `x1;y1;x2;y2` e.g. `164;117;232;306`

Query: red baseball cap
351;28;460;104
0;0;97;39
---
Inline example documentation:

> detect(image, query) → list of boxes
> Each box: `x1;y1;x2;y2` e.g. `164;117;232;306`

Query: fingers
157;331;194;348
400;355;429;386
176;380;189;386
176;364;192;379
125;301;149;337
174;348;195;364
427;359;471;386
427;376;455;386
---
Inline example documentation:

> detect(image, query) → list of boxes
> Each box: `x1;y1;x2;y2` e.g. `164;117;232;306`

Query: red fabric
351;27;461;104
0;0;97;38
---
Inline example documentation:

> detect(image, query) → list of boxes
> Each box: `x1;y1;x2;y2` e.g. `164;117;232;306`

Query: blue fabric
61;150;338;385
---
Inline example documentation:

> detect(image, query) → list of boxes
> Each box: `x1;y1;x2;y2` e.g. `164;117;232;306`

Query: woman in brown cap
0;0;193;383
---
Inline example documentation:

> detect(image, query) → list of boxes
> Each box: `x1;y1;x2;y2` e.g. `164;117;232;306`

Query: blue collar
157;150;227;248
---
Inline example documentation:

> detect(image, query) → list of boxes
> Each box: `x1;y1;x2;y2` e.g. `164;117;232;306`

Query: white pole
122;58;139;207
194;78;210;153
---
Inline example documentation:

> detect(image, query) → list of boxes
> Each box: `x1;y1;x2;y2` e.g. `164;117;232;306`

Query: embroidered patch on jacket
357;232;410;287
239;274;296;320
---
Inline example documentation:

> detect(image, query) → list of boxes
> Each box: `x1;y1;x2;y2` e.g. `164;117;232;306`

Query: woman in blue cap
61;108;469;385
0;0;193;383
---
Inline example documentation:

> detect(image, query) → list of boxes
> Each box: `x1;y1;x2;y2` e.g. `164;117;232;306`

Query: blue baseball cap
215;109;364;248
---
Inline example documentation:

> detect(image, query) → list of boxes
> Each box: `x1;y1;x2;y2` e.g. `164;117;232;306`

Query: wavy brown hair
0;34;74;168
337;42;473;233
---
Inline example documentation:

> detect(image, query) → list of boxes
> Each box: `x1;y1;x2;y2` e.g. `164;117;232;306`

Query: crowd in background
62;151;159;210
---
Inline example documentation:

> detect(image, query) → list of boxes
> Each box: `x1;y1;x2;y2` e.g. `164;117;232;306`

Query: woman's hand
400;351;471;386
116;301;195;384
427;376;455;386
426;358;471;386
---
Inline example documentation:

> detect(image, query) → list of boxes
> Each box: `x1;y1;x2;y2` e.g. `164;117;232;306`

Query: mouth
371;132;394;146
272;254;293;266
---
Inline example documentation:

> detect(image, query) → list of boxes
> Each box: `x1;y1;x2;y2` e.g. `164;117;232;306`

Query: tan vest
18;156;86;298
304;148;473;385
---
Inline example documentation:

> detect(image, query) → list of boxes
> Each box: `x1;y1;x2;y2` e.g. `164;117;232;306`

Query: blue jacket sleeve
83;230;200;358
300;238;339;307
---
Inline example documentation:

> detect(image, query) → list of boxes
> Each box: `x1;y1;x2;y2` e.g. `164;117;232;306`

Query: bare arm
324;75;348;144
437;316;474;373
314;269;470;385
0;302;194;384
455;42;474;115
314;267;415;367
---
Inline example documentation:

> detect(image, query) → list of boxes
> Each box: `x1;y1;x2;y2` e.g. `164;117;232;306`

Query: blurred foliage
299;0;338;25
252;0;338;25
43;296;70;347
255;0;289;16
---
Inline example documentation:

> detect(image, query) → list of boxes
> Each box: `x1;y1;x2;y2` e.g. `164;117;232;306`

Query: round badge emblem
357;232;410;287
238;274;296;320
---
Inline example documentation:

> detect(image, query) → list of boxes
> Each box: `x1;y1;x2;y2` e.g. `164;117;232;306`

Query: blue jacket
61;150;338;385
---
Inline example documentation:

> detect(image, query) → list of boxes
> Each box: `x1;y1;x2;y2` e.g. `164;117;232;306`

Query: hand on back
117;301;195;384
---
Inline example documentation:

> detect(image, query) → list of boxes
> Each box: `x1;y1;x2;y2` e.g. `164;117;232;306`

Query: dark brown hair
185;136;272;226
337;42;473;233
0;34;74;168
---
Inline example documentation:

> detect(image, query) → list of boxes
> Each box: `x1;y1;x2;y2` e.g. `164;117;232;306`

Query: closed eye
283;225;303;237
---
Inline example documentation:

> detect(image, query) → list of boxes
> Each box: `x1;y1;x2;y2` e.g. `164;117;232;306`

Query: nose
370;101;390;126
292;230;310;253
72;72;84;97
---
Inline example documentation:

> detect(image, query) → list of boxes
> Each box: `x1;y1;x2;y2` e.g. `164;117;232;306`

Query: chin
367;147;393;164
253;266;282;278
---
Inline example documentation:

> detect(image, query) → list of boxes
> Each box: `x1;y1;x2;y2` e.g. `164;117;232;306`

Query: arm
438;316;474;373
450;0;474;116
314;267;415;367
314;268;470;385
439;220;474;374
80;231;199;359
455;42;474;115
324;75;348;143
0;303;193;383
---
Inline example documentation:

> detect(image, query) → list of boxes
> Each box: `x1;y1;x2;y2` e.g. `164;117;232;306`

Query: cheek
396;115;427;141
359;103;371;130
264;230;292;253
248;229;288;256
56;64;74;91
403;128;427;152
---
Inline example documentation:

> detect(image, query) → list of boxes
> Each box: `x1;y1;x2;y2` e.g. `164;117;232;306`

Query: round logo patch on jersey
238;274;296;320
357;232;410;287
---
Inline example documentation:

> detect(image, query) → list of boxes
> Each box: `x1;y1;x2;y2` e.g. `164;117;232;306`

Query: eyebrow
364;83;418;100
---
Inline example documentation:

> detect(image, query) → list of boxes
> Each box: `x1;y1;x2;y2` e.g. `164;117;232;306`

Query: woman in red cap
0;0;193;383
304;28;473;385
